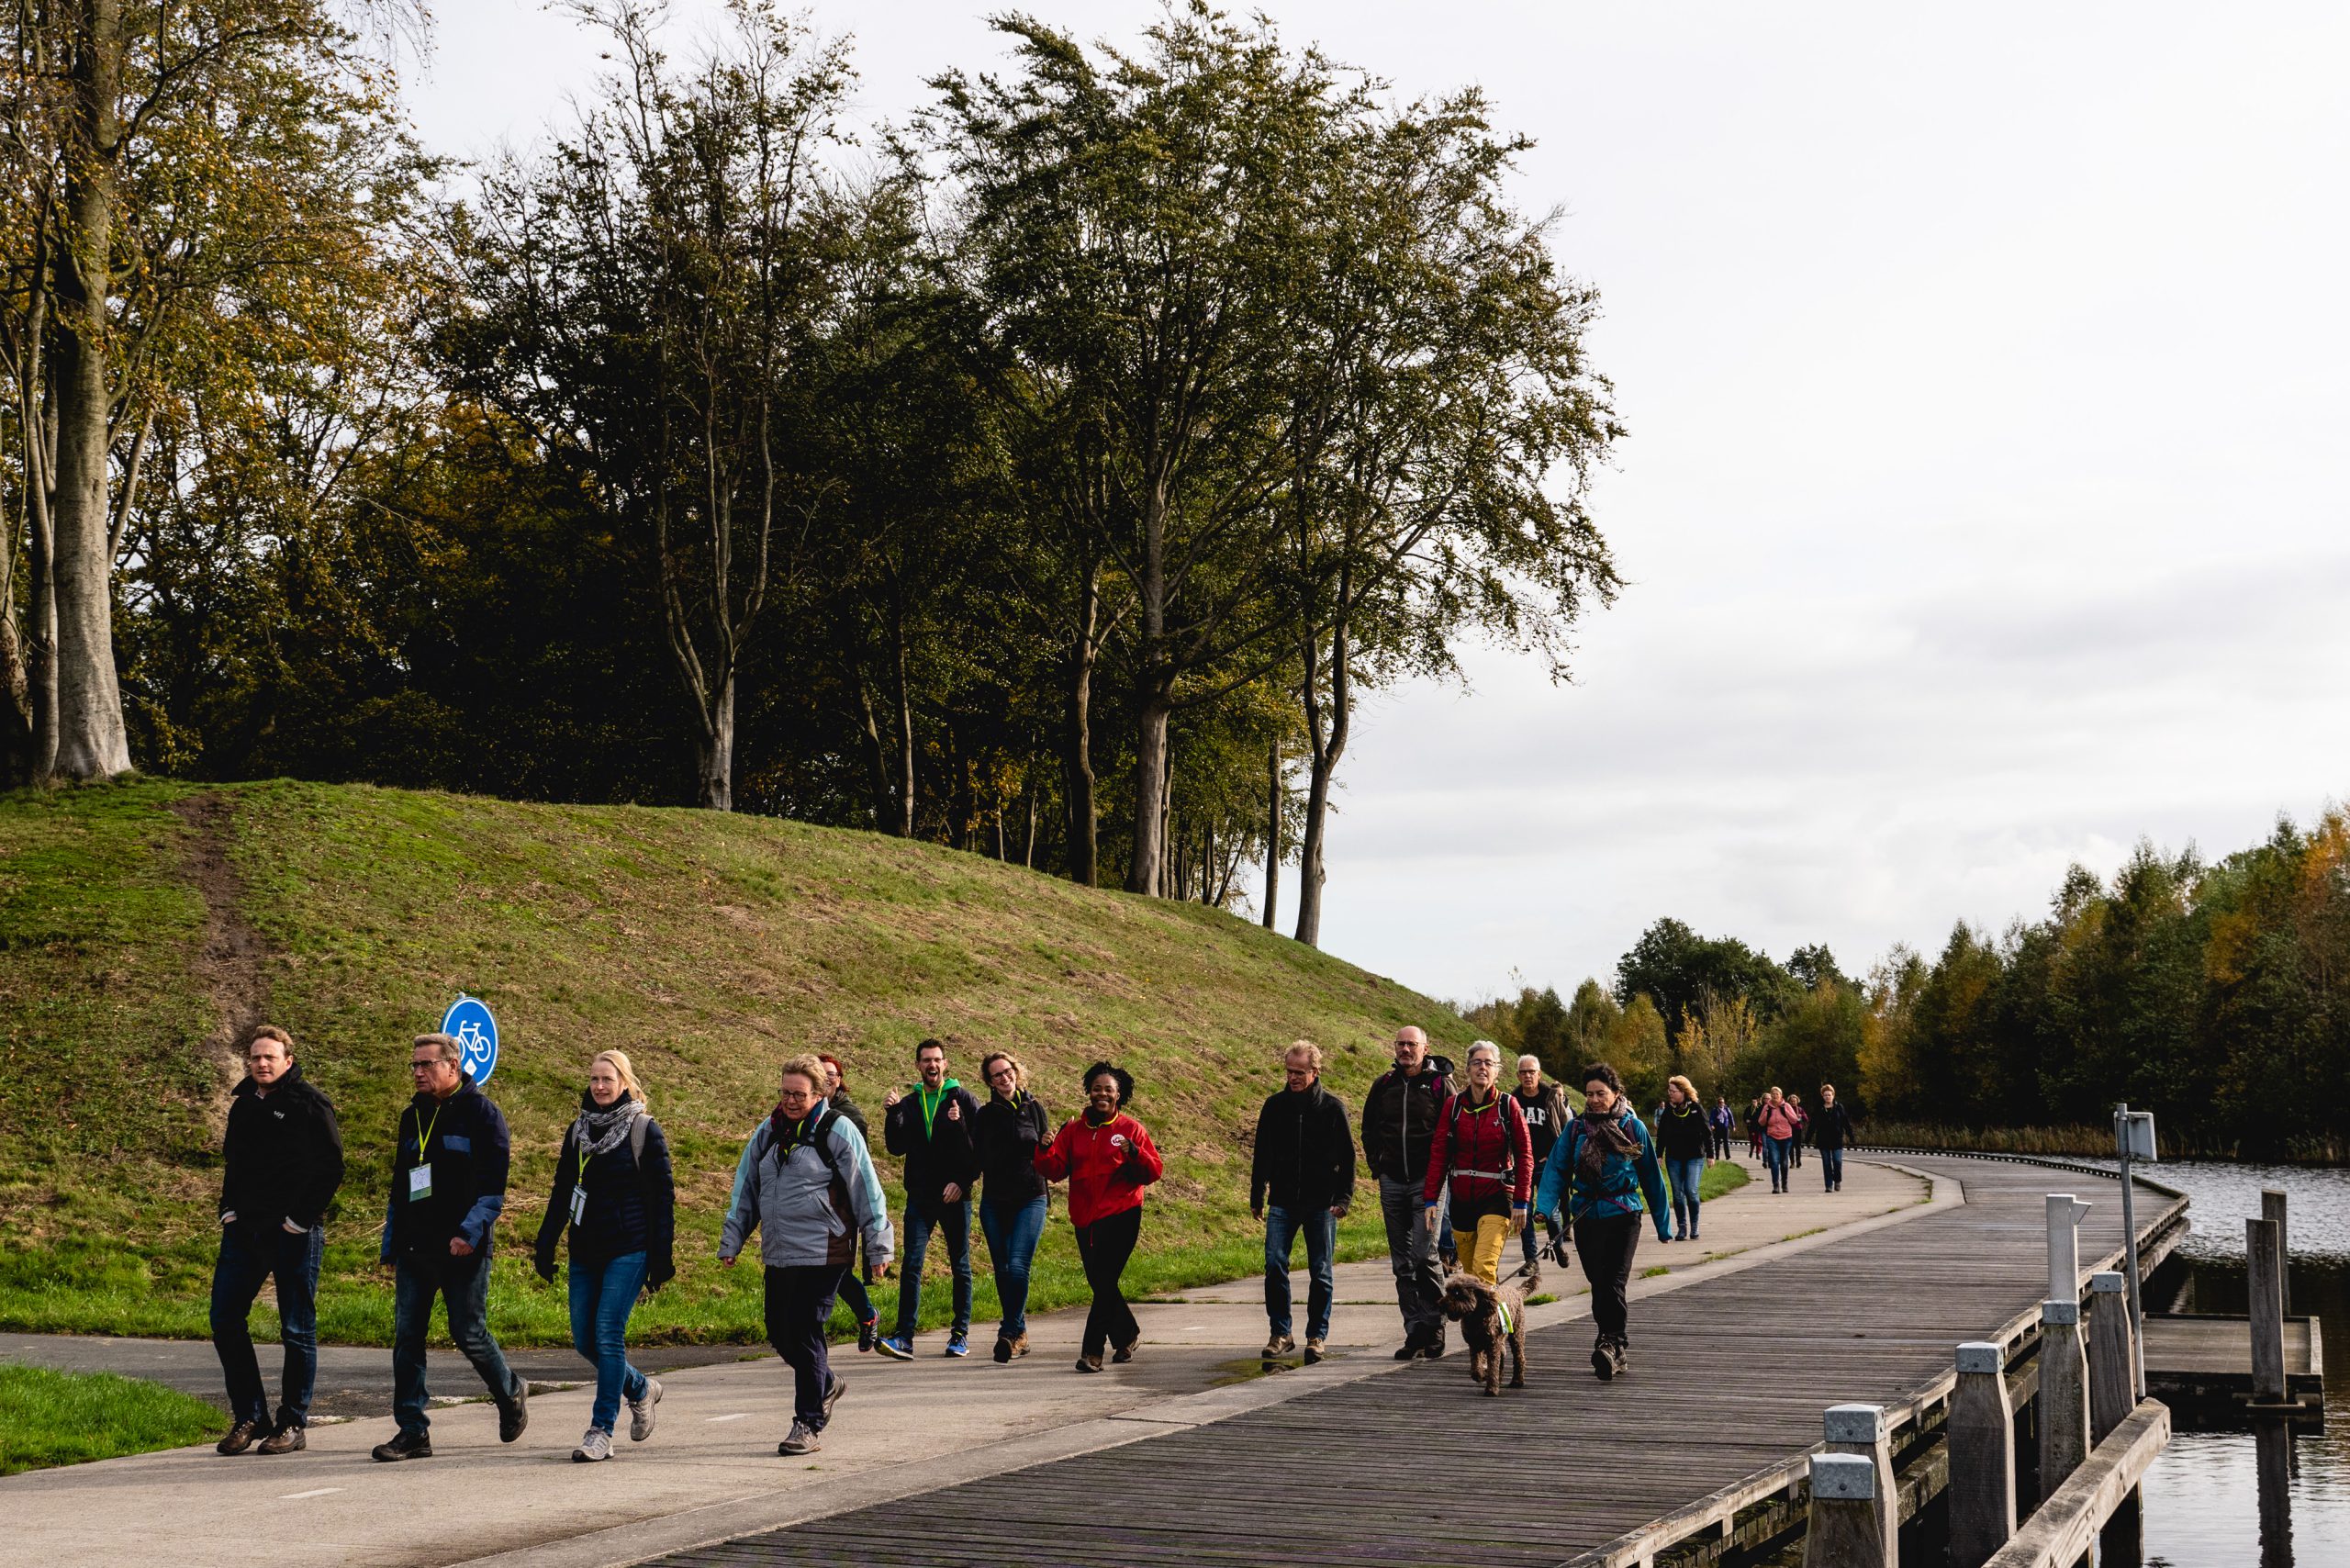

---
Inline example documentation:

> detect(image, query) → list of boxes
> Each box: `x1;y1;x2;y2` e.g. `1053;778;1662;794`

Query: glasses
408;1060;442;1073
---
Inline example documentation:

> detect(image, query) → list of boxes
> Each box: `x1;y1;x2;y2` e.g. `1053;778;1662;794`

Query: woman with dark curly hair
1035;1060;1164;1372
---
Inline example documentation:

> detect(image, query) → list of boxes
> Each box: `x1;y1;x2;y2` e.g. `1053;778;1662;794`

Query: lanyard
414;1103;443;1162
919;1084;946;1138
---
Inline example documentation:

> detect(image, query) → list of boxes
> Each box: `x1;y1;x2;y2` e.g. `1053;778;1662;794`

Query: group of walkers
204;1018;1857;1466
1743;1083;1856;1193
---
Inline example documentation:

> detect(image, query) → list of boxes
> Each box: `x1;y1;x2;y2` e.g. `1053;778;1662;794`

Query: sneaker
857;1317;878;1353
1592;1338;1617;1382
498;1382;529;1443
778;1420;820;1456
946;1335;970;1358
1304;1338;1326;1365
993;1335;1013;1364
875;1335;914;1361
257;1422;307;1455
822;1373;846;1421
216;1419;263;1456
572;1427;613;1463
1111;1339;1137;1364
1522;1262;1542;1291
628;1377;661;1442
1262;1333;1295;1359
1074;1352;1103;1373
1613;1339;1631;1375
371;1429;433;1462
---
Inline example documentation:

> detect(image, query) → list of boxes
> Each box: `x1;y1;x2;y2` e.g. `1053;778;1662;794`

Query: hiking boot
1523;1261;1542;1291
1304;1338;1326;1365
572;1427;613;1463
993;1334;1013;1363
1262;1332;1295;1359
216;1419;263;1456
857;1316;879;1353
1612;1339;1631;1375
257;1421;307;1455
1074;1352;1103;1373
822;1374;846;1421
498;1382;529;1443
1111;1338;1137;1364
1592;1339;1616;1381
777;1421;820;1456
1008;1332;1030;1359
1417;1330;1447;1361
1393;1338;1422;1361
372;1429;433;1462
628;1377;661;1442
876;1334;914;1361
946;1334;971;1358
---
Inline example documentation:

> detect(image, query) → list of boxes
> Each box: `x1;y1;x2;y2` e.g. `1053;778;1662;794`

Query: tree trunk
890;598;915;837
1261;735;1281;928
1062;565;1101;885
1024;782;1037;868
854;668;893;829
1129;689;1171;895
1293;601;1352;947
50;0;133;780
692;675;735;809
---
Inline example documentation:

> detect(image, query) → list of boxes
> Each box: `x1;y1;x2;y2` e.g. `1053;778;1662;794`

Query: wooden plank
1981;1401;2171;1568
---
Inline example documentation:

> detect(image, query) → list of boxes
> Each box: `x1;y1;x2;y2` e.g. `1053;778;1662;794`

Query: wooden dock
655;1155;2184;1568
2143;1312;2325;1426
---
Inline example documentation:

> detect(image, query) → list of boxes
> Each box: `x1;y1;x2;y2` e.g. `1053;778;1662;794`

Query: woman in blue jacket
1535;1061;1671;1382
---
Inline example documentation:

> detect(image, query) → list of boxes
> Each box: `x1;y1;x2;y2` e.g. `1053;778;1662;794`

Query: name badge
569;1184;588;1226
409;1164;433;1201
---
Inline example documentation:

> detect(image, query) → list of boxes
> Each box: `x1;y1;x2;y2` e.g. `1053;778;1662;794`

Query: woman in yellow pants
1422;1041;1534;1284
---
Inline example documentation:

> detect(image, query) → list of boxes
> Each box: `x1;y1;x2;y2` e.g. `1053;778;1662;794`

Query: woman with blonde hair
973;1049;1052;1361
1654;1074;1711;1242
533;1049;674;1462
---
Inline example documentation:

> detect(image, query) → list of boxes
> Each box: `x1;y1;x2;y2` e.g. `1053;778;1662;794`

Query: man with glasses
211;1025;343;1455
1360;1026;1456;1359
373;1032;526;1461
1250;1041;1354;1364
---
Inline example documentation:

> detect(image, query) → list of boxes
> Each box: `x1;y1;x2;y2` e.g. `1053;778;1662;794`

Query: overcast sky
408;3;2350;1003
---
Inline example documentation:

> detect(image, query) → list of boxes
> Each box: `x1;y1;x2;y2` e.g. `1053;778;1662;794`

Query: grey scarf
572;1093;646;1160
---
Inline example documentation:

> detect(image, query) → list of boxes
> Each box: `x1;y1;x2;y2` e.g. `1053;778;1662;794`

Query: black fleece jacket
219;1065;344;1232
884;1081;982;1207
532;1094;677;1285
974;1091;1051;1206
1251;1081;1357;1213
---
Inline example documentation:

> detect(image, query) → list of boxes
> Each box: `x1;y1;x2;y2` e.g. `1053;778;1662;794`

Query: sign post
442;994;499;1086
2113;1103;2156;1398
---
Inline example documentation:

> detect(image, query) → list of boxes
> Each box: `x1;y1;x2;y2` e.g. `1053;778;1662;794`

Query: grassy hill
0;778;1484;1346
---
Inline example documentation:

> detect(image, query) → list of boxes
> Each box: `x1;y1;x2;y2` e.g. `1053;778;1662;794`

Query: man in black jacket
1813;1082;1856;1193
373;1032;526;1462
211;1025;344;1455
877;1038;981;1359
1360;1027;1456;1359
1250;1042;1355;1363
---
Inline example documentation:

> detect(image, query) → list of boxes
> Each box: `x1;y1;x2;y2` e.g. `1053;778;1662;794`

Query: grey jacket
718;1111;895;1272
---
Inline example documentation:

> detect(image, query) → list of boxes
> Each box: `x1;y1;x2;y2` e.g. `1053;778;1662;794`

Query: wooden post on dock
2261;1187;2289;1317
2087;1271;2135;1444
1805;1452;1892;1568
1949;1341;2017;1568
1824;1404;1898;1567
2247;1215;2287;1404
2039;1299;2091;1495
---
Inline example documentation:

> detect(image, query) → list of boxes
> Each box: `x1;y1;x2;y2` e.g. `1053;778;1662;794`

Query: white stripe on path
278;1487;342;1500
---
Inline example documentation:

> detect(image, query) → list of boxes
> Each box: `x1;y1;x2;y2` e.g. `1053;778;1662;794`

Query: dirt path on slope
169;791;271;1129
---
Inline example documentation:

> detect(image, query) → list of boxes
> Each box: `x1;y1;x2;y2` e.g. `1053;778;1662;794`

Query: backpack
1447;1092;1525;1187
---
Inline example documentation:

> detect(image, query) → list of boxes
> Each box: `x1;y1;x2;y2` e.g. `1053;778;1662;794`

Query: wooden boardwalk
656;1156;2183;1568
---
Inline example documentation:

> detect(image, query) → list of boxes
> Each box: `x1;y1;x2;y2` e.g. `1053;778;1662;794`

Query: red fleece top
1035;1111;1164;1228
1422;1089;1535;1208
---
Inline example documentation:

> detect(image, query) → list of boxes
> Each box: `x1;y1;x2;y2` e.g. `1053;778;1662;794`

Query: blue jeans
1665;1157;1706;1237
566;1249;650;1433
1263;1204;1337;1341
894;1194;973;1338
210;1222;323;1428
1764;1137;1794;1188
979;1194;1047;1338
392;1248;521;1437
1820;1147;1845;1189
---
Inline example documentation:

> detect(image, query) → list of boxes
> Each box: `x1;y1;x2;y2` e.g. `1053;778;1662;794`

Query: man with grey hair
1250;1041;1355;1363
1360;1025;1456;1359
1512;1053;1570;1285
374;1031;526;1462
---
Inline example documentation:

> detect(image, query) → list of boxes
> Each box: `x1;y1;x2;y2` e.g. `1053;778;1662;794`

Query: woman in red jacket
1035;1060;1164;1373
1421;1041;1533;1285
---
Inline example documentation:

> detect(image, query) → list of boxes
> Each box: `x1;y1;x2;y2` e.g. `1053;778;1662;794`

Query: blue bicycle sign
442;995;499;1085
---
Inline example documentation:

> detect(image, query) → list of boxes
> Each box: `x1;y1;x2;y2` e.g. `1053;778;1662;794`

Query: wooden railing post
1805;1452;1893;1568
2262;1186;2288;1316
1824;1404;1897;1567
2247;1215;2286;1404
2087;1271;2135;1445
1949;1341;2017;1568
2039;1299;2091;1497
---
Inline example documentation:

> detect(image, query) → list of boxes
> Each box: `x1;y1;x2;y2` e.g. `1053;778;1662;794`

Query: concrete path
0;1155;1923;1568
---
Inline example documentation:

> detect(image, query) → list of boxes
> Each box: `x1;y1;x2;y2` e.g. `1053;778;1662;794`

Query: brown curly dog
1438;1271;1527;1395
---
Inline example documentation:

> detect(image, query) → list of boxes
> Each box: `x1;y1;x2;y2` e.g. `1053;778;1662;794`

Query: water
2103;1159;2350;1567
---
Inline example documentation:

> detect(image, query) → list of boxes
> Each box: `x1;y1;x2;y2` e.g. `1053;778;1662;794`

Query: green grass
0;778;1479;1345
1697;1160;1751;1202
0;1364;227;1473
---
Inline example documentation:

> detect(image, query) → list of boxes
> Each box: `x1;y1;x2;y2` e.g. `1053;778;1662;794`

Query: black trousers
1573;1212;1642;1344
1074;1205;1142;1357
764;1263;846;1428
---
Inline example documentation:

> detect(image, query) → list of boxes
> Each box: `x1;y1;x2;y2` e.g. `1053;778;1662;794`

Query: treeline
1470;809;2350;1160
0;2;1620;940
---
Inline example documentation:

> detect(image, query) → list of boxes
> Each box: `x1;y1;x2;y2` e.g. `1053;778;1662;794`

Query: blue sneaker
875;1335;913;1361
946;1335;970;1358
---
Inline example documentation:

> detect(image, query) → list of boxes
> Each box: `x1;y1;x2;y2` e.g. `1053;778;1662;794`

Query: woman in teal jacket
1535;1061;1670;1381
